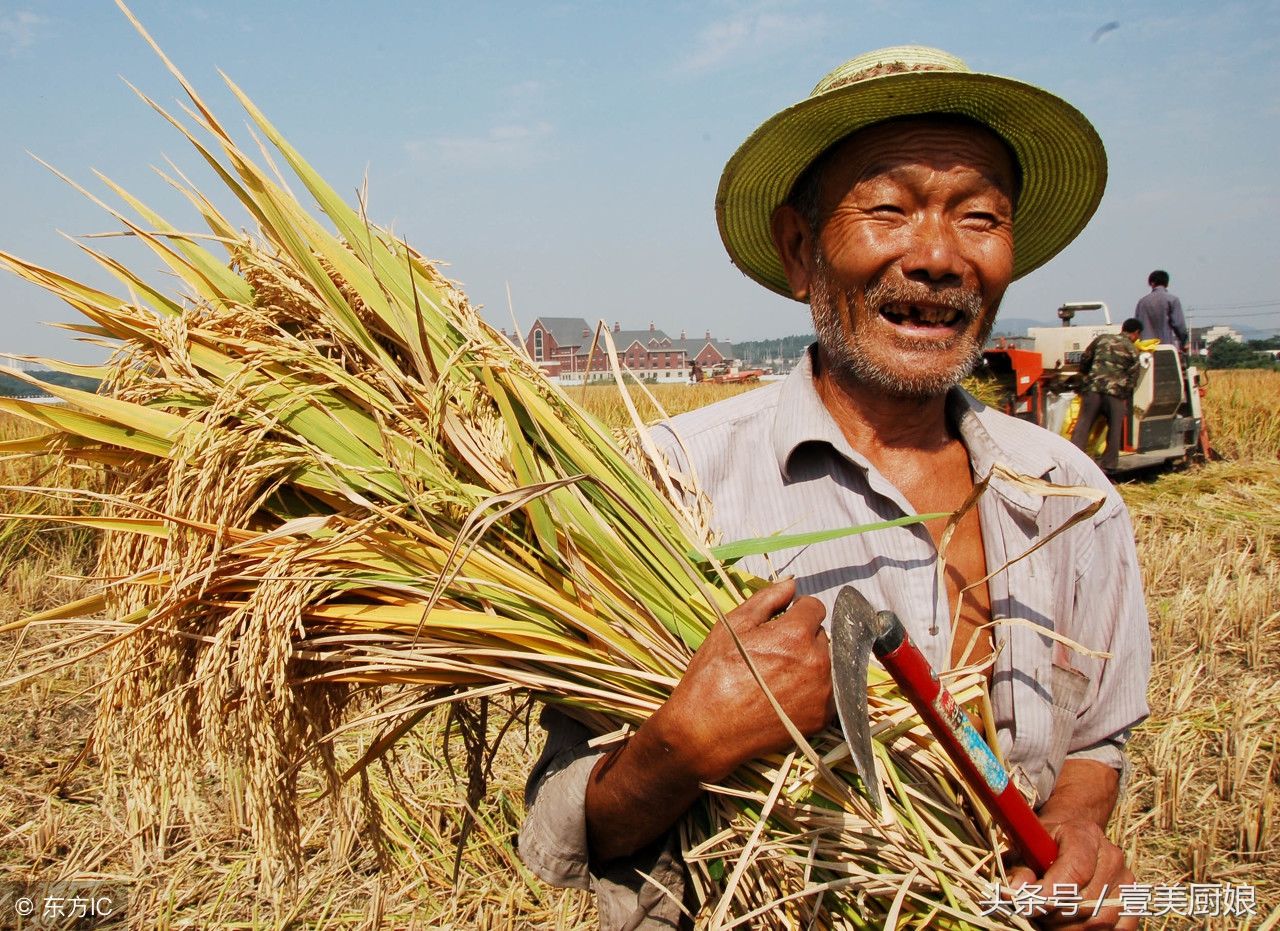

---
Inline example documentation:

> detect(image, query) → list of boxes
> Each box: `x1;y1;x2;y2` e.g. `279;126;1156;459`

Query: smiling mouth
879;303;965;329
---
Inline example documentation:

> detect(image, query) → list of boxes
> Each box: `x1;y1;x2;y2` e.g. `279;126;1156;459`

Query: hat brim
716;70;1107;298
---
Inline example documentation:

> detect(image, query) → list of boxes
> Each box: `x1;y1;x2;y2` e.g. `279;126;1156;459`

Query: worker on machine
1070;318;1144;475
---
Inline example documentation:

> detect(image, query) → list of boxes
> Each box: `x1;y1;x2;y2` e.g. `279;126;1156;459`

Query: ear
770;204;817;302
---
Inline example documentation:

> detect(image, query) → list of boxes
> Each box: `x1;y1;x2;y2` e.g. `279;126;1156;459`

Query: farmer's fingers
777;594;827;635
724;577;797;632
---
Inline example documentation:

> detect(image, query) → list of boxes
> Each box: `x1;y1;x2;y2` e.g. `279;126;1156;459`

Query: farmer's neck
813;344;958;456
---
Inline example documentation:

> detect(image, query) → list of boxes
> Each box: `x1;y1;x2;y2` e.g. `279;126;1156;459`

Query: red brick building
522;317;734;383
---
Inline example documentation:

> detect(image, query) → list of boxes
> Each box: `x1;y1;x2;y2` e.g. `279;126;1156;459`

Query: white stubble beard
808;250;997;400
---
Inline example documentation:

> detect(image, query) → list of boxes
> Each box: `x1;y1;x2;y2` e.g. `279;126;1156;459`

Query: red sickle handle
871;611;1059;876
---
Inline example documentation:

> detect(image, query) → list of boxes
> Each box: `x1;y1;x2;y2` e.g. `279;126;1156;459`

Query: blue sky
1;1;1277;363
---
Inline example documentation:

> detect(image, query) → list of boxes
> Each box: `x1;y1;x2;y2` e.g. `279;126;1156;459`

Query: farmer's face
778;119;1017;398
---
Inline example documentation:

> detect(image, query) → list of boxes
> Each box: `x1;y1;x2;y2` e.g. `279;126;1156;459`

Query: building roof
529;316;734;359
673;337;735;358
530;316;597;349
613;330;672;351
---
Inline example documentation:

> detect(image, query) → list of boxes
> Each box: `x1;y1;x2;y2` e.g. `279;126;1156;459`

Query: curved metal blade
830;585;882;813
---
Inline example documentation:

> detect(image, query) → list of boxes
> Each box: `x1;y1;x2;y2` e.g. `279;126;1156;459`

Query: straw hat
716;46;1107;298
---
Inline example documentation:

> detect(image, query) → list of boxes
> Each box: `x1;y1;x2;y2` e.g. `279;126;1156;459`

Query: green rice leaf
699;512;950;563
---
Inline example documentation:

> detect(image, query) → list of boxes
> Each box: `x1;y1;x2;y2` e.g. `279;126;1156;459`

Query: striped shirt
650;349;1150;789
520;349;1151;929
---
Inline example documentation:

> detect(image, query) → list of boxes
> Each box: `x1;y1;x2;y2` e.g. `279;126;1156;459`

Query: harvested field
1111;370;1280;926
2;371;1278;928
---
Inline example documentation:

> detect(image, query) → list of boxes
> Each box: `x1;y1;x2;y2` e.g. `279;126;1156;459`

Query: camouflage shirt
1080;332;1140;398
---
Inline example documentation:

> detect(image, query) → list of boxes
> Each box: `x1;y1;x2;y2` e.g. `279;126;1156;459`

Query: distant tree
733;333;815;366
36;371;101;392
1246;335;1280;351
0;370;101;397
0;372;25;396
1206;336;1269;369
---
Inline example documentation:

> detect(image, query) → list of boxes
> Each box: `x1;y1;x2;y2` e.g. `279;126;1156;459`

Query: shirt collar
770;346;852;480
946;388;1057;513
770;345;1056;511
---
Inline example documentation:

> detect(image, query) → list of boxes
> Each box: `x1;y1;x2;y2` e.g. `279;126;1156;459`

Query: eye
869;203;905;216
960;210;1002;229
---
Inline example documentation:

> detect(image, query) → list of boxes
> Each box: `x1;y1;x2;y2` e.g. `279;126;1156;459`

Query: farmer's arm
519;579;831;886
586;579;832;862
1038;757;1118;830
1011;760;1134;930
520;705;691;928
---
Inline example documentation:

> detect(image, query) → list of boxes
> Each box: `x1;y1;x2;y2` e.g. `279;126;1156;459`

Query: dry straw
0;6;1100;927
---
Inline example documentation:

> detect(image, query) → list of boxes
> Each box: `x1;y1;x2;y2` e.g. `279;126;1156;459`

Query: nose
900;212;965;287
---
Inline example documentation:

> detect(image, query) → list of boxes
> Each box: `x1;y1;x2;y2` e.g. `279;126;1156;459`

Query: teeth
913;305;958;324
883;304;958;325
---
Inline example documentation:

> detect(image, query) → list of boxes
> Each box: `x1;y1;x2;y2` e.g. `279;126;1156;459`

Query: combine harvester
981;302;1210;475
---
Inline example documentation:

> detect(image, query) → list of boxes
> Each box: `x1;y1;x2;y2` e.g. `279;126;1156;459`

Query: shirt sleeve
1125;346;1142;394
1169;295;1189;344
1079;338;1097;374
519;706;690;930
520;431;699;929
1065;498;1151;780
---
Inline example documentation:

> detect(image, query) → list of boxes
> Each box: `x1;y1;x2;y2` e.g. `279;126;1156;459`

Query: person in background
1071;318;1144;475
1135;269;1188;352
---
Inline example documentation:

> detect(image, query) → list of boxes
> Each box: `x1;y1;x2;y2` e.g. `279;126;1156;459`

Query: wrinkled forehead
840;117;1017;191
800;115;1022;211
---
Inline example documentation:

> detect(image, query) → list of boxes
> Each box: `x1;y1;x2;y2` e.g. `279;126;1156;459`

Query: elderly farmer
521;47;1150;930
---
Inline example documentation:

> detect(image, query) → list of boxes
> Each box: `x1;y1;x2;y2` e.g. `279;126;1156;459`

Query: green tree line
733;333;815;366
1204;336;1280;370
0;370;101;397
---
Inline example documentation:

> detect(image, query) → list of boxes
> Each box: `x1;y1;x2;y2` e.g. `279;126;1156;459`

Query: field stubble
2;372;1278;927
1111;370;1280;926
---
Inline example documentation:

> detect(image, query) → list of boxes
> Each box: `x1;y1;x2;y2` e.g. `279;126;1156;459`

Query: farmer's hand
584;578;831;863
1007;760;1136;930
1007;820;1136;929
659;577;833;783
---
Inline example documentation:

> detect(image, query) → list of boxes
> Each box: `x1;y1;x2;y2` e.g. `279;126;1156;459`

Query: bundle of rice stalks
0;8;1041;928
0;414;99;589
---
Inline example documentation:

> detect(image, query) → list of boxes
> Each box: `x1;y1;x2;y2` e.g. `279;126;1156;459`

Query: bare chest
876;447;994;672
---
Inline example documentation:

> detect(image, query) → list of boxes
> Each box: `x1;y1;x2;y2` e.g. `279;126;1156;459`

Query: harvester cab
981;301;1207;473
